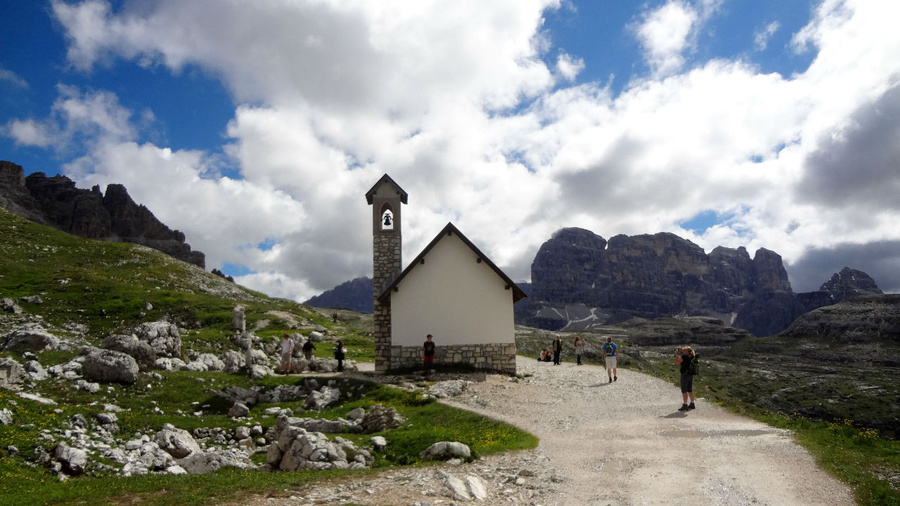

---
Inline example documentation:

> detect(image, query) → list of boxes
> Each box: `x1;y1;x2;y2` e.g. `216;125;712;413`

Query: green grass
0;207;539;504
0;376;537;506
759;415;900;506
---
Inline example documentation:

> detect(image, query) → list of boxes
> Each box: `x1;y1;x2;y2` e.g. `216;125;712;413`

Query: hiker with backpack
601;337;618;382
675;346;698;411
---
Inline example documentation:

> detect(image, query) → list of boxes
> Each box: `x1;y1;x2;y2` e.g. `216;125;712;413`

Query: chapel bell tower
365;174;408;371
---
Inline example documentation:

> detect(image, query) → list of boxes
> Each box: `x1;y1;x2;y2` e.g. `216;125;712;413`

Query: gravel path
233;357;855;505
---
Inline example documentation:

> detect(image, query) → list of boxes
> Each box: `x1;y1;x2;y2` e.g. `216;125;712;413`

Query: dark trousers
576;354;582;365
553;350;561;365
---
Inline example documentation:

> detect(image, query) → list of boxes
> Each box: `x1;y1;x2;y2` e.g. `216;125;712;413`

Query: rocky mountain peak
0;161;205;268
523;227;878;336
820;267;882;301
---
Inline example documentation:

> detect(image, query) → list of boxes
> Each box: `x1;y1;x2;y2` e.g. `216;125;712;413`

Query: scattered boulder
428;380;469;398
114;440;176;476
247;349;268;366
347;407;366;421
134;321;182;357
0;323;60;351
306;385;341;411
234;426;251;440
214;386;260;407
96;412;118;432
360;404;405;433
155;423;202;459
450;474;487;501
279;417;359;434
23;360;48;381
0;357;26;390
194;353;225;372
81;348;139;384
19;295;43;305
308;330;324;342
419;441;472;462
258;384;306;404
177;449;254;475
54;442;88;475
154;357;187;371
48;358;83;380
228;403;250;418
232;305;246;333
288;356;309;372
1;298;23;314
221;350;246;374
101;334;157;371
265;415;372;471
69;413;87;430
74;379;100;393
0;408;12;425
248;364;272;380
369;436;387;451
444;474;473;501
17;392;57;405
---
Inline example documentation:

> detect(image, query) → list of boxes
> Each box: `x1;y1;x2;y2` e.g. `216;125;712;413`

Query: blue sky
2;0;899;300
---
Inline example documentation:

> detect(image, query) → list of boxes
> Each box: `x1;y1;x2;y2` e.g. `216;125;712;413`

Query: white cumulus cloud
3;0;896;300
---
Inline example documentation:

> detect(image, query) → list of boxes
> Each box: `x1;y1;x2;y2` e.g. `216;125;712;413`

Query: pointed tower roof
365;174;408;205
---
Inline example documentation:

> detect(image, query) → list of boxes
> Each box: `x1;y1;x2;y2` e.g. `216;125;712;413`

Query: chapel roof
378;222;527;303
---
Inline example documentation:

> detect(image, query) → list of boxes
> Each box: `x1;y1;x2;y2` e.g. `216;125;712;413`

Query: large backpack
687;355;700;376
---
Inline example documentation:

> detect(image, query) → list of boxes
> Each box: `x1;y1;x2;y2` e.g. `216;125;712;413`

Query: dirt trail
235;357;855;505
441;357;854;505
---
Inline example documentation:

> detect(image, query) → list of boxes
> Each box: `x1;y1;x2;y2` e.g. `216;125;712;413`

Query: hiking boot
688;402;696;410
614;376;617;382
678;403;689;411
609;377;612;383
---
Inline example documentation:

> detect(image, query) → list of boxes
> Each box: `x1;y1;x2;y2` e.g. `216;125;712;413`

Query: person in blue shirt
601;337;618;383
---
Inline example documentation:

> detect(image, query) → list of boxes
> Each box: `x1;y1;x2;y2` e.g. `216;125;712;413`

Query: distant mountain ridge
525;228;882;335
304;276;373;313
0;160;205;268
306;227;883;338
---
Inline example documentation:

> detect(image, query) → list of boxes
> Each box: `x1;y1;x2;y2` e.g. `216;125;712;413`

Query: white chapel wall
391;233;515;347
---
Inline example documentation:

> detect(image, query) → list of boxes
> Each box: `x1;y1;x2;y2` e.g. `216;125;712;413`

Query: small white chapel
365;174;526;374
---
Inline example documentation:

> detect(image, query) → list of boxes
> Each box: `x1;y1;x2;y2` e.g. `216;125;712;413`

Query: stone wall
390;343;517;375
373;233;401;371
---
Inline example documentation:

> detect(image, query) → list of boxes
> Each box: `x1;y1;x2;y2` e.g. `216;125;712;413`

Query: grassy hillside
0;207;537;505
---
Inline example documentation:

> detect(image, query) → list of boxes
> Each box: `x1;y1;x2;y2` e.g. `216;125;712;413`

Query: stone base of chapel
389;343;516;375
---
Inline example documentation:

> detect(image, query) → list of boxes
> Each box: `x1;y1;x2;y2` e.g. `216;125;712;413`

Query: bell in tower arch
381;208;394;230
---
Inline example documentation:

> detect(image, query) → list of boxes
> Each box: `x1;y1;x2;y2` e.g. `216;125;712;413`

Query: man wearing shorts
602;337;618;383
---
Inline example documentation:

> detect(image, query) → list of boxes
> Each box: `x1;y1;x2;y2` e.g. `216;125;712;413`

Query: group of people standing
539;334;697;410
278;333;346;374
542;335;618;380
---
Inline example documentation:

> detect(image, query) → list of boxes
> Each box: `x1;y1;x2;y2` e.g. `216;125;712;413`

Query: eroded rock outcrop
523;228;884;337
265;414;374;471
780;294;900;341
0;161;205;267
